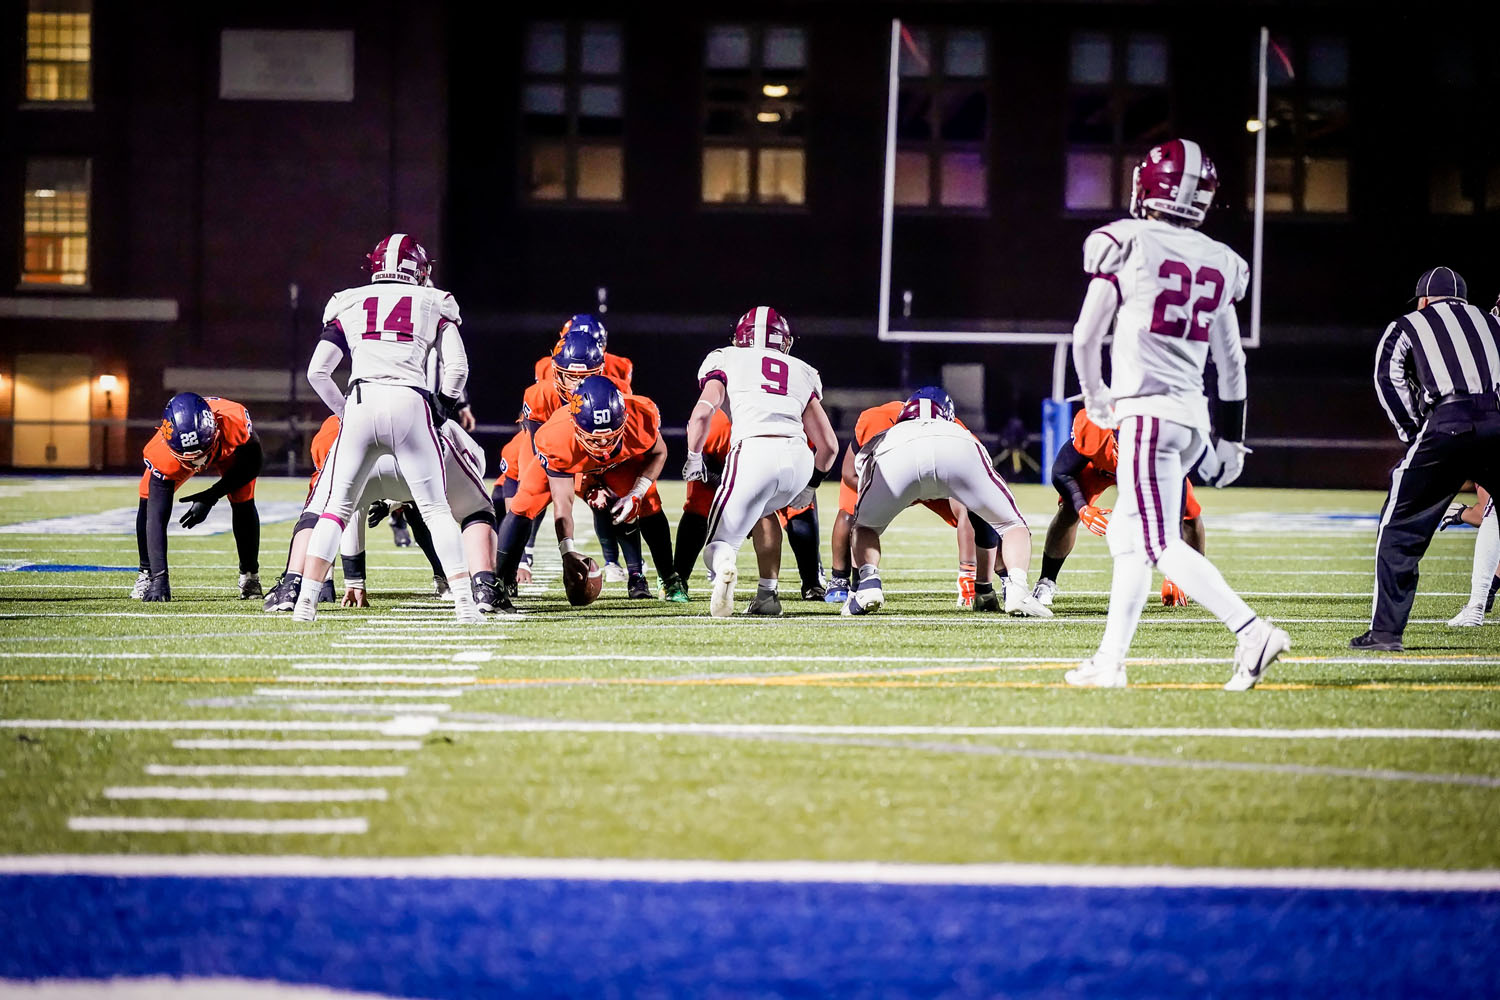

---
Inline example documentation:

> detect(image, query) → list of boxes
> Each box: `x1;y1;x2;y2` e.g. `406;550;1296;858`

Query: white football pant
703;435;813;566
1097;415;1256;662
305;383;468;581
853;434;1025;536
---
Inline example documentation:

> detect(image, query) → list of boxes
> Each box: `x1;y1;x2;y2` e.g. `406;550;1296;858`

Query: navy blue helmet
160;392;217;464
569;374;627;459
552;329;606;399
562;313;608;351
899;386;956;423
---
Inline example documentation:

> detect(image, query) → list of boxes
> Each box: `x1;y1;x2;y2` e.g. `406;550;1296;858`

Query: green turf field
1;475;1497;869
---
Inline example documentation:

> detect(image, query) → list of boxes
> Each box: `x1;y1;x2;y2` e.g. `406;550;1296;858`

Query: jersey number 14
361;295;415;343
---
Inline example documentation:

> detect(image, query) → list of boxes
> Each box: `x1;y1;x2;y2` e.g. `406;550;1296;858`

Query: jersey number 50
1150;261;1224;343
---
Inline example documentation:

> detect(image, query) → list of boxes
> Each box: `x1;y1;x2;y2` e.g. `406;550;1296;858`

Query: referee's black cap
1413;266;1467;302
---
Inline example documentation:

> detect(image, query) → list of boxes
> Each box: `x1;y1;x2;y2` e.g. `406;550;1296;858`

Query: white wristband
629;476;653;499
559;538;577;557
687;450;702;462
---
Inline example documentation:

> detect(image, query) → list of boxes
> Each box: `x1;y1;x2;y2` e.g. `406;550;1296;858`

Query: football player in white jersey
685;307;839;617
1065;139;1289;690
293;233;481;623
842;388;1052;618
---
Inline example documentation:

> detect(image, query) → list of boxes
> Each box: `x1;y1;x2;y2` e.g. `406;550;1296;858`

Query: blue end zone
3;876;1498;997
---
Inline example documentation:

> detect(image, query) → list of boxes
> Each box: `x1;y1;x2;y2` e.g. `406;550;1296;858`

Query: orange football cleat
1079;505;1112;536
1161;579;1189;607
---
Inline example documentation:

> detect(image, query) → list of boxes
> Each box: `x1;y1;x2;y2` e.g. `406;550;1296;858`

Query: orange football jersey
838;400;968;522
1071;409;1119;475
520;368;633;426
139;396;256;500
534;394;660;477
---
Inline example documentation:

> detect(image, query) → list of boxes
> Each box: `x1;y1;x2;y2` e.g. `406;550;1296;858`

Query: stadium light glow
97;374;118;391
1246;119;1264;133
756;111;782;123
762;84;789;98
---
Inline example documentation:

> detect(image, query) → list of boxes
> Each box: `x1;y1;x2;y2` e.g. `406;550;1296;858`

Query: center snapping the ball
563;552;604;606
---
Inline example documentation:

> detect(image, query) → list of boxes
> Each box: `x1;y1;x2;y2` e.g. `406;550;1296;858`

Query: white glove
1083;388;1116;429
682;450;706;482
787;487;816;511
610;476;653;525
1209;439;1249;488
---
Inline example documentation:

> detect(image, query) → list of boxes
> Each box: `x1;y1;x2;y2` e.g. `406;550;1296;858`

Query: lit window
1245;35;1350;215
521;21;624;204
702;24;806;206
24;1;92;104
894;26;989;210
1065;30;1170;211
22;158;90;286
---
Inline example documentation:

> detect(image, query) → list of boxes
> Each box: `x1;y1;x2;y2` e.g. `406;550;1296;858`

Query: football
562;551;604;607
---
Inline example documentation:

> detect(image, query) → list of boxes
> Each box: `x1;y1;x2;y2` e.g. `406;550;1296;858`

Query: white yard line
66;818;368;835
1;719;386;732
144;765;408;778
284;703;453;714
275;675;480;685
254;688;461;698
103;786;388;803
3;854;1497;891
171;739;421;751
287;662;479;672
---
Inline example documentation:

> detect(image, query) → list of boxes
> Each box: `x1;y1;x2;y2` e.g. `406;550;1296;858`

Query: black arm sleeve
193;434;264;503
146;475;174;575
1050;442;1091;514
1215;399;1247;443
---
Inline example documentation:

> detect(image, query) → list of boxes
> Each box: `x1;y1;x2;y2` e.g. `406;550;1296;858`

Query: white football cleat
1005;585;1054;618
1225;618;1291;691
433;575;456;601
1065;657;1127;688
841;583;885;616
709;552;737;618
291;595;318;622
1447;603;1486;627
1031;578;1057;608
129;570;150;600
604;562;628;583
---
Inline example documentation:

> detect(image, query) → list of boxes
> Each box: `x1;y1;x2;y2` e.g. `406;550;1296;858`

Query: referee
1353;267;1500;651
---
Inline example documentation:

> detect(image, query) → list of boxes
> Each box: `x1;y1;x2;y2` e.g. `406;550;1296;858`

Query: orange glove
956;573;976;608
1161;579;1189;607
1079;505;1112;536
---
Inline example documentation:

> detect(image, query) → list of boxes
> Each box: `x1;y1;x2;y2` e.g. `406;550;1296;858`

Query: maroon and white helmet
366;233;432;286
1129;139;1218;228
733;306;793;354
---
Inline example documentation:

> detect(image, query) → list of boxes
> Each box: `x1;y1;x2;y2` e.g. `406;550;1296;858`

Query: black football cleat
801;582;827;601
746;587;783;616
973;590;1002;613
1349;630;1403;652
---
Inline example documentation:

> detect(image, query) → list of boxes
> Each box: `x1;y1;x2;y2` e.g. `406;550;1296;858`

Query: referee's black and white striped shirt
1373;298;1500;442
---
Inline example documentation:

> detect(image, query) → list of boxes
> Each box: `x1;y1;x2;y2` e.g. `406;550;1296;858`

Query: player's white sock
1154;539;1255;633
1095;553;1152;663
704;541;734;575
758;577;777;592
1005;568;1030;592
858;563;880;582
1469;506;1500;608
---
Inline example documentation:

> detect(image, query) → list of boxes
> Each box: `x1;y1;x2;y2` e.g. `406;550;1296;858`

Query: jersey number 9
761;357;789;396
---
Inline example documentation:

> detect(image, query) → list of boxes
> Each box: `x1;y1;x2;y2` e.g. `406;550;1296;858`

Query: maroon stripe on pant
972;441;1024;525
705;443;741;542
1130;417;1156;562
1146;417;1167;559
311;417;346;516
319;512;346;530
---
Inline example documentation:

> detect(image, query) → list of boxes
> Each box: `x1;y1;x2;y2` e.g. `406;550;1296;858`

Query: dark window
22;157;90;286
1424;39;1498;215
521;21;623;203
895;26;989;210
24;0;92;105
1246;34;1349;214
1065;30;1170;212
702;24;806;206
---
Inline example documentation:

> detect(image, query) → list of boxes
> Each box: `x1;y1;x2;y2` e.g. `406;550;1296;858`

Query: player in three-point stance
1065;138;1289;690
685;307;839;618
842;387;1051;618
131;392;264;603
296;232;481;623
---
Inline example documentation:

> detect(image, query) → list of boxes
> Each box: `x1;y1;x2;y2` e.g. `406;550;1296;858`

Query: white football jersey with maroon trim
322;282;462;390
697;346;823;447
1085;217;1248;431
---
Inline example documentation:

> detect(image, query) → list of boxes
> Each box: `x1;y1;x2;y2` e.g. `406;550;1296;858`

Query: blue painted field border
2;875;1498;998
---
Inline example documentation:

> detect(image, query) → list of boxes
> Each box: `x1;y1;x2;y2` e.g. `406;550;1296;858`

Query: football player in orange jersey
825;396;1001;608
672;408;826;601
130;392;263;603
499;375;683;604
1033;407;1205;608
532;314;637;585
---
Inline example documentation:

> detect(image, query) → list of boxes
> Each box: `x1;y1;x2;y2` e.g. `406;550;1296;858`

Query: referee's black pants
1370;394;1500;638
